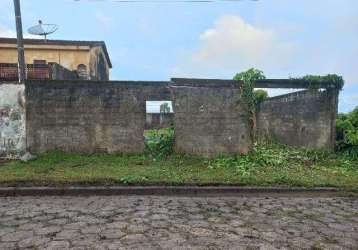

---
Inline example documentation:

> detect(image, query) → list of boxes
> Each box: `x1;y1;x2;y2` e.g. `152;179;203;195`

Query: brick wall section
26;80;170;154
171;79;251;157
256;89;338;150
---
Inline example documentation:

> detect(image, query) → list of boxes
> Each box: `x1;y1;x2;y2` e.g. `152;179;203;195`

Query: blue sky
1;0;357;112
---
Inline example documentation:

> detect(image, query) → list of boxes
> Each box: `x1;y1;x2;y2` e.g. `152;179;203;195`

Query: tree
160;103;170;114
254;89;268;105
233;68;269;106
336;106;358;158
234;68;266;82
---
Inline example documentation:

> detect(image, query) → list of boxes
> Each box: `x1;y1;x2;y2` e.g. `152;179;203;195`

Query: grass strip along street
0;128;357;188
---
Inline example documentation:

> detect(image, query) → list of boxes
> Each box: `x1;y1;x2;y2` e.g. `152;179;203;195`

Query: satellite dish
28;20;58;41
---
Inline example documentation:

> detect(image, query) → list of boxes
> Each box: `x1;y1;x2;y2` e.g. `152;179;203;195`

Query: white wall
0;83;26;158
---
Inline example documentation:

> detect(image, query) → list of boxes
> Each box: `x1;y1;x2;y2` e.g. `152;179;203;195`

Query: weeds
144;127;174;158
205;140;356;174
1;129;357;187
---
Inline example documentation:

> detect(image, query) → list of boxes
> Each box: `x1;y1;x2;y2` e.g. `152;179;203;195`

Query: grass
0;129;357;188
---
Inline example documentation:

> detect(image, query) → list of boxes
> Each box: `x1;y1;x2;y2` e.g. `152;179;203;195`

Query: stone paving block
0;195;356;249
1;230;33;242
45;240;71;250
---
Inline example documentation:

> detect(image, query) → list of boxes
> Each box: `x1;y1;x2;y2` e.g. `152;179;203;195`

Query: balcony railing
0;63;50;81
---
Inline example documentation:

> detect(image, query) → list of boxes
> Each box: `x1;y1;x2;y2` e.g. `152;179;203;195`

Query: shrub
144;127;174;158
206;141;335;175
336;107;358;158
294;74;344;90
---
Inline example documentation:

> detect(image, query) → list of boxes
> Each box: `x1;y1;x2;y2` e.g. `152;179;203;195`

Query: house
0;38;112;81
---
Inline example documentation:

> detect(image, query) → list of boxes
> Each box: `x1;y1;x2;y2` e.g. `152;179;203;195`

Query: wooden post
13;0;26;83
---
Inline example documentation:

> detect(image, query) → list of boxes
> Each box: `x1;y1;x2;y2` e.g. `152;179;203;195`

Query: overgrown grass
0;133;357;188
205;141;358;188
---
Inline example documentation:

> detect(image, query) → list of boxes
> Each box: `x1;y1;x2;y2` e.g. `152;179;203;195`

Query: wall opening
144;101;174;157
145;101;174;130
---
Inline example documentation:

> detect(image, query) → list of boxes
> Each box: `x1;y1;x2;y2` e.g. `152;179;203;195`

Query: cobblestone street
0;195;357;249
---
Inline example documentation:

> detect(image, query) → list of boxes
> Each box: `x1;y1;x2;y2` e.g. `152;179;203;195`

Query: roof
0;37;112;68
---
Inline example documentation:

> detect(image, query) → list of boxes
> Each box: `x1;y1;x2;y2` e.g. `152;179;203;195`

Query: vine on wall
234;68;266;142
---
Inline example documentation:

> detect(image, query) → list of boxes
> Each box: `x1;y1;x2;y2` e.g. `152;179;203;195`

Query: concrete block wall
12;79;339;157
49;63;78;80
256;89;338;150
171;79;251;157
26;80;154;154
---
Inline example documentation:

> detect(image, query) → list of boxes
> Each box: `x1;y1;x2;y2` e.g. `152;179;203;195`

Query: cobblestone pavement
0;195;357;250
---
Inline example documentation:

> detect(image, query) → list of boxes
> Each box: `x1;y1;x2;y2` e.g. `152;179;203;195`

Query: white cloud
173;15;295;78
0;26;39;39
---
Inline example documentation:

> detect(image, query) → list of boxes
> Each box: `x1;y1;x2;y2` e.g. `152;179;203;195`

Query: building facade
0;38;112;80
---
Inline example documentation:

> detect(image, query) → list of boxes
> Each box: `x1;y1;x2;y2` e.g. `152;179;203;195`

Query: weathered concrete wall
256;89;338;150
0;83;26;158
171;79;251;157
89;46;110;81
23;78;339;156
139;82;171;101
26;80;150;154
145;113;174;129
49;63;78;80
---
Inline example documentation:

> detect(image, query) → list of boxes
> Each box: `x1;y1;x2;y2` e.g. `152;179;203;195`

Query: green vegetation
234;68;266;112
336;106;358;158
298;74;345;90
234;68;266;141
253;89;268;105
0;131;357;188
145;128;174;158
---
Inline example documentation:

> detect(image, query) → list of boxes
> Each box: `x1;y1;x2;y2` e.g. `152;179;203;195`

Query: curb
0;186;356;197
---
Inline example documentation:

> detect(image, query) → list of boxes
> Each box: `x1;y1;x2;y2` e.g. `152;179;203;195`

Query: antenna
28;20;58;41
